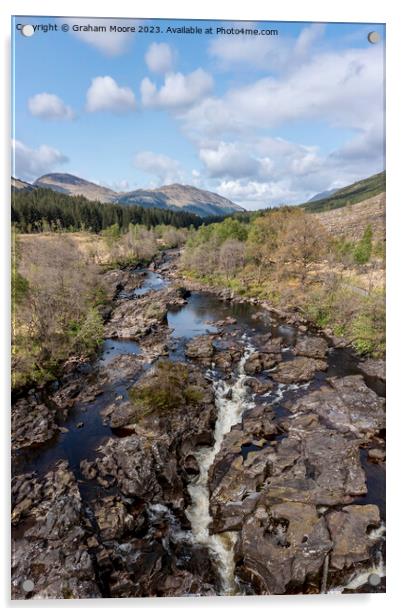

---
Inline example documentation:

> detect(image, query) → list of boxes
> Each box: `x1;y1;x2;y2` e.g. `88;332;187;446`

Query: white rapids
186;344;255;595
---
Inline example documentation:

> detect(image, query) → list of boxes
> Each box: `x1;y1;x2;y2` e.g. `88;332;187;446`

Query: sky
12;16;385;210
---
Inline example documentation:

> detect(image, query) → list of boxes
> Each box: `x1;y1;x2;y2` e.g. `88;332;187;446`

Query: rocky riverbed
11;251;386;599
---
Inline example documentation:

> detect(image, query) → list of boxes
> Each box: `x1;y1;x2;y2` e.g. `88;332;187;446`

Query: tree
219;239;245;279
353;224;373;265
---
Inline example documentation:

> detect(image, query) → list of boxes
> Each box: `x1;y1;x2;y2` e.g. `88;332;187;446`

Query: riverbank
11;250;386;598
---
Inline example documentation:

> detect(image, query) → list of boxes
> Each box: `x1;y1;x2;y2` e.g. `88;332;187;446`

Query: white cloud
182;45;384;136
86;76;136;113
62;18;135;56
133;151;184;185
199;142;259;179
28;93;75;120
217;179;298;209
141;69;213;109
145;42;174;73
12;139;69;181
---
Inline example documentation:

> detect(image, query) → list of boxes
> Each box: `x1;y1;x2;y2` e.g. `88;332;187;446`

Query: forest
181;209;385;358
11;187;209;232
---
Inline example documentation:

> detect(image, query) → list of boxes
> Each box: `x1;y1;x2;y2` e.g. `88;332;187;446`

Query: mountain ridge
26;172;244;218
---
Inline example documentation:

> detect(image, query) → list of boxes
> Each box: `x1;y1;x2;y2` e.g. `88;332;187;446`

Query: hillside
34;173;118;203
27;173;243;218
11;176;34;192
301;171;385;213
118;183;244;217
315;192;385;242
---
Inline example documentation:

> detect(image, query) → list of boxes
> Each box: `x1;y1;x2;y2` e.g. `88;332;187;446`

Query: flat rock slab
236;501;332;594
294;335;328;359
272;356;327;383
290;374;385;438
326;504;381;569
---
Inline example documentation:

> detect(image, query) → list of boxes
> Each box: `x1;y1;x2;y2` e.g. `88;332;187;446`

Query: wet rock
11;399;58;451
214;348;242;372
367;448;386;463
185;335;215;360
290;375;385;438
94;496;135;541
76;422;84;429
326;505;381;569
183;455;200;477
244;352;280;375
105;286;184;340
244;377;274;395
102;269;143;301
260;337;283;354
358;358;385;382
265;429;367;506
272;357;327;383
11;461;100;599
98;354;143;385
236;501;332;594
294;335;328;359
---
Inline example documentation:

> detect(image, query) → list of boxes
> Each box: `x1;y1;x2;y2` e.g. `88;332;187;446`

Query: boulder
272;357;327;383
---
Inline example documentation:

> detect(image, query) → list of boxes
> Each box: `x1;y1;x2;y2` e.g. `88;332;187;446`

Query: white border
1;1;401;614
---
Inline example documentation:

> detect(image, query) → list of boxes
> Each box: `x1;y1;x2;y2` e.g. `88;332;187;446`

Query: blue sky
12;16;385;209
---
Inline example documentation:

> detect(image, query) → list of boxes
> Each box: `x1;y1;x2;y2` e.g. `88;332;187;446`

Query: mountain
301;171;385;213
117;183;244;217
12;176;34;192
307;188;337;203
34;173;118;203
30;173;243;217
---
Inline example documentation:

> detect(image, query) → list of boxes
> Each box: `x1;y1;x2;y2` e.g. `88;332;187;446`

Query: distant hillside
315;192;385;242
118;183;244;217
27;173;243;218
307;188;337;203
301;171;385;213
11;177;34;192
34;173;117;203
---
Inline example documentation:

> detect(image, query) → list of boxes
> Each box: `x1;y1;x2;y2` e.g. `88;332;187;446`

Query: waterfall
186;345;255;595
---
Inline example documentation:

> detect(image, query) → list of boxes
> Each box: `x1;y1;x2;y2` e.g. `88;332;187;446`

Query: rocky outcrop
326;505;381;569
272;356;327;383
11;399;59;450
11;462;101;599
294;335;328;359
289;375;385;438
235;501;332;594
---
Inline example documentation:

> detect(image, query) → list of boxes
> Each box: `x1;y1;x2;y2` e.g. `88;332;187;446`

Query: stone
326;505;381;569
236;501;332;594
272;357;327;383
290;375;385;438
294;335;328;359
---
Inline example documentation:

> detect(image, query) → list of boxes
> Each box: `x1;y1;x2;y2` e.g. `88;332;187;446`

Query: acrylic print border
2;0;398;612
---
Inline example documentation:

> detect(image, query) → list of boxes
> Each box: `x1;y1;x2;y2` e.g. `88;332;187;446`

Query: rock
244;352;280;375
11;399;58;451
244;377;274;395
183;455;200;477
76;422;84;429
11;461;101;599
272;357;327;383
358;358;386;382
290;375;385;438
265;429;367;506
236;501;332;594
185;335;215;361
367;448;386;463
94;496;135;541
105;286;185;340
294;336;328;359
98;354;143;386
326;505;381;569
